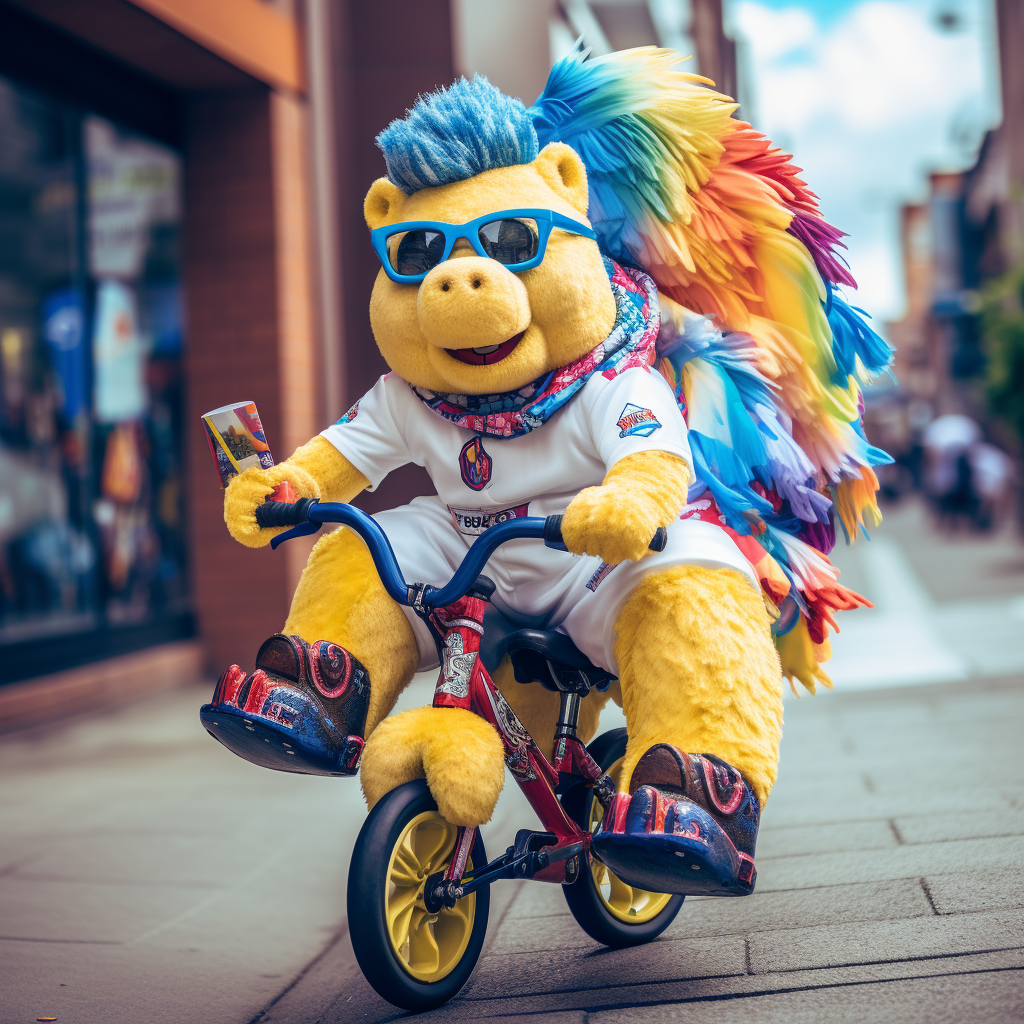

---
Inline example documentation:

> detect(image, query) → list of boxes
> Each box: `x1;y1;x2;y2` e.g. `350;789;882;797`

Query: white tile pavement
803;536;1024;695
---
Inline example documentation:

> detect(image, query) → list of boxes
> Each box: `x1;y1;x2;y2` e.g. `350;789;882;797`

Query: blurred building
964;0;1024;277
0;0;456;714
886;0;1023;427
0;0;733;720
454;1;737;105
887;172;981;418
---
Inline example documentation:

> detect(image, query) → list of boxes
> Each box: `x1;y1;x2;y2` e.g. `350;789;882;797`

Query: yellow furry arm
223;436;369;548
286;436;370;503
562;450;692;564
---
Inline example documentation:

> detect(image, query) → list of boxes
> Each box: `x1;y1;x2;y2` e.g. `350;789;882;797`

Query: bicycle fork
419;584;615;912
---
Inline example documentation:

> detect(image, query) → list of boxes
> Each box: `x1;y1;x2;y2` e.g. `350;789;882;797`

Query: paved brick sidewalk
260;674;1024;1024
3;497;1022;1023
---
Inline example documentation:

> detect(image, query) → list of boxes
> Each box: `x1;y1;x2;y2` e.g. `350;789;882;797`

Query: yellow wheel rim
384;811;476;983
589;757;673;923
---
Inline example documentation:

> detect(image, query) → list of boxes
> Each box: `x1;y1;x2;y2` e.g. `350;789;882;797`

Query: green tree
980;263;1024;453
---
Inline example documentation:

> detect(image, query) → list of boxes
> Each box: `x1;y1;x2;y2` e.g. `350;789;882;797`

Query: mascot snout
417;256;531;362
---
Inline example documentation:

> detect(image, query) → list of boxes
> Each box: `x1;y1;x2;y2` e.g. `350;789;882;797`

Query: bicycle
201;497;682;1012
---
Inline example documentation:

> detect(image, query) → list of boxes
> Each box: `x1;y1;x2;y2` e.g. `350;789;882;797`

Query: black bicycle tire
561;728;685;947
347;779;490;1012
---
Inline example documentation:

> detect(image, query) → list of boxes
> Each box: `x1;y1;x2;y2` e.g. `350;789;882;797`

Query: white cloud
731;0;1001;322
733;4;816;60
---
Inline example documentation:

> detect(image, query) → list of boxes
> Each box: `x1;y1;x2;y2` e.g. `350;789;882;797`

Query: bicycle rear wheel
347;779;490;1012
561;728;684;947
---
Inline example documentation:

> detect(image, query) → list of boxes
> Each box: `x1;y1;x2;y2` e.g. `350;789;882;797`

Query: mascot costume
211;47;891;896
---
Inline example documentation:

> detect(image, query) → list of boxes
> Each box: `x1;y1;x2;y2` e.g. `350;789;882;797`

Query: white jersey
319;368;757;675
321;366;693;531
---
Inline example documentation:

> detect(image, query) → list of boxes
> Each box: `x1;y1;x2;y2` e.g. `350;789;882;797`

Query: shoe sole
592;827;756;897
200;702;362;777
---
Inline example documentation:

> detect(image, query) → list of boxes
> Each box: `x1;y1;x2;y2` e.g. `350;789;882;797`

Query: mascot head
360;49;889;544
363;76;616;396
355;49;894;689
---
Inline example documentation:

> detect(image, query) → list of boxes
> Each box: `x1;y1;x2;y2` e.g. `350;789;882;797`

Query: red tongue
447;332;524;365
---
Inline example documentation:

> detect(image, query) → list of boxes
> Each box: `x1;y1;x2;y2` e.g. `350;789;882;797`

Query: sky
727;0;1002;325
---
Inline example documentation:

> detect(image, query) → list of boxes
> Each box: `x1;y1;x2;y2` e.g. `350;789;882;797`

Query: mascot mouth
446;331;524;365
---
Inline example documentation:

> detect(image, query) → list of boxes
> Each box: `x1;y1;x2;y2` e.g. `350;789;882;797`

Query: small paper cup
202;401;275;487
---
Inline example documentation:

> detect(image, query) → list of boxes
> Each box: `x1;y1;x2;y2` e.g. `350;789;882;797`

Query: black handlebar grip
255;497;317;529
544;515;668;553
543;514;568;551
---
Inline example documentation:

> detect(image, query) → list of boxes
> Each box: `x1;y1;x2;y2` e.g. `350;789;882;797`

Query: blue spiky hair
376;75;539;194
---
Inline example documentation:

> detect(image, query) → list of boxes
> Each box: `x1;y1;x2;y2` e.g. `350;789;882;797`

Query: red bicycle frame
426;592;605;886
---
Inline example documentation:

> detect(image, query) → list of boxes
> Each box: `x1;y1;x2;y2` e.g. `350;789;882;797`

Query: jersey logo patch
459;435;491;490
586;561;614;592
335;400;359;425
617;403;661;438
448;503;529;536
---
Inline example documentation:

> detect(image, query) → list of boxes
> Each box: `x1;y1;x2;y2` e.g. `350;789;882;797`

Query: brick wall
329;0;455;513
270;90;321;592
181;0;457;672
183;89;311;672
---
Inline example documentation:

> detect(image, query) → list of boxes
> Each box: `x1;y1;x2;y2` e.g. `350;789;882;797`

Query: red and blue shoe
200;634;369;776
591;746;760;897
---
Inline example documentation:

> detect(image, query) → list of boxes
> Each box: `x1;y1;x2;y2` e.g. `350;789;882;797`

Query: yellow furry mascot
208;47;890;904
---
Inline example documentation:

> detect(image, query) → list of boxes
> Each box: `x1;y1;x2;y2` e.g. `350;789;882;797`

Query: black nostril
472;279;481;289
441;282;449;292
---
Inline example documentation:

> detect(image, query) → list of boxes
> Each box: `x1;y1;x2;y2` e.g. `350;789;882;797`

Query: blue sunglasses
370;208;597;284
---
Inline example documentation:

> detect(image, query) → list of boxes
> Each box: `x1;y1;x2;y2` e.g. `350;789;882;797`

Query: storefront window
0;75;189;670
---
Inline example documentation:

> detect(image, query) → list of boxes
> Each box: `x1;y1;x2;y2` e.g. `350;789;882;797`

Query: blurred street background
0;0;1022;1021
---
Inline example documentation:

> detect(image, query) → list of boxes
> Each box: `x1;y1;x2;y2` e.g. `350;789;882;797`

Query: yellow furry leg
492;658;610;761
614;566;783;806
360;707;505;826
283;526;418;735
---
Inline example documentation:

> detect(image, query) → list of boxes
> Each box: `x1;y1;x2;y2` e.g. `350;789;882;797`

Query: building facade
0;0;734;720
883;0;1023;476
0;0;454;716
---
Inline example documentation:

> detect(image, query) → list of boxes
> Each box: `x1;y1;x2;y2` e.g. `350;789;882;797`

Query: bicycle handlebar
256;498;318;529
258;499;667;609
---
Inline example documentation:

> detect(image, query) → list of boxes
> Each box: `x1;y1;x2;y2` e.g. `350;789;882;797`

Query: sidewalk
257;673;1024;1024
825;499;1024;690
2;498;1022;1023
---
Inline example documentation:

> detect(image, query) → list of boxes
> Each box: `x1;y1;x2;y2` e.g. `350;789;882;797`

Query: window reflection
0;78;188;653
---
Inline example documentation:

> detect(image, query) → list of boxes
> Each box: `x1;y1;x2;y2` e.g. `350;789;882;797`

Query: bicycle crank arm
534;839;584;868
424;838;587;911
424;854;517;911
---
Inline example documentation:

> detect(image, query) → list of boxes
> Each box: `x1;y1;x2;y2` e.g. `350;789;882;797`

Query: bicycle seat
481;611;615;694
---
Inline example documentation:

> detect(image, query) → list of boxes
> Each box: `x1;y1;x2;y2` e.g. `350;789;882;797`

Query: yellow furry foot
360;706;505;826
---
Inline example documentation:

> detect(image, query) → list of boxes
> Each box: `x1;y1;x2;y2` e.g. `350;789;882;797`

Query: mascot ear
364;178;406;231
534;143;589;216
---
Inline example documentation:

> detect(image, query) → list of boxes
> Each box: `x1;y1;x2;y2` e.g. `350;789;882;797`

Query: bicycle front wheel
347;779;490;1012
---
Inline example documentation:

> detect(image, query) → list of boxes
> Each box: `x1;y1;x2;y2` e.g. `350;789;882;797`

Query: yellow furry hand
223;463;321;548
561;450;692;564
224;437;370;548
562;483;662;563
360;706;506;826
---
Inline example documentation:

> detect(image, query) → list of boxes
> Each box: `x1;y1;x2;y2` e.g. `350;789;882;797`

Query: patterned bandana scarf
409;258;660;439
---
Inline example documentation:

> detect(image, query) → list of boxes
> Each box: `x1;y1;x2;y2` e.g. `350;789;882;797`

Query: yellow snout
417;256;531;352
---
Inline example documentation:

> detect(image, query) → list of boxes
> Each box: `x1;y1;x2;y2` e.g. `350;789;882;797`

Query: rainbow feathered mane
528;46;894;694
